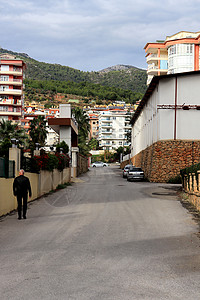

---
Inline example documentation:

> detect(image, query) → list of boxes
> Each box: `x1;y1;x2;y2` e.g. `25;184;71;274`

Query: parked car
127;167;144;181
123;164;132;178
92;161;108;167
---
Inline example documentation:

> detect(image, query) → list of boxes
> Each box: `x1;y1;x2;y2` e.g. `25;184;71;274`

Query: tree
0;119;27;157
72;107;90;156
29;116;47;149
88;138;99;150
56;140;69;154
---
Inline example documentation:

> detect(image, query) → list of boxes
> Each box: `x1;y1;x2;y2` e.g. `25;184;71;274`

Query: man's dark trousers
17;193;28;219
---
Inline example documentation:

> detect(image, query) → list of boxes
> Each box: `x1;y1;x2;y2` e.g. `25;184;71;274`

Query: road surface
0;165;200;299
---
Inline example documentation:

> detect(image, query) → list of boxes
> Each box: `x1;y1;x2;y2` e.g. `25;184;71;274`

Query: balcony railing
102;130;112;133
0;70;22;76
0;89;22;95
101;118;112;122
101;123;112;127
0;99;22;105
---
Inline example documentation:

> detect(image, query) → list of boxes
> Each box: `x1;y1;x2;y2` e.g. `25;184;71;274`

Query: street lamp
35;143;40;150
11;138;17;148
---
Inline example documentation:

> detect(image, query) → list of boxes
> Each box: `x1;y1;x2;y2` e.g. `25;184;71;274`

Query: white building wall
99;111;131;150
131;73;200;157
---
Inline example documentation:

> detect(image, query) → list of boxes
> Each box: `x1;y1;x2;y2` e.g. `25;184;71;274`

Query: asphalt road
0;166;200;300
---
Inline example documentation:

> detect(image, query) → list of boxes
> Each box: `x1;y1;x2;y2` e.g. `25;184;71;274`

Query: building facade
130;71;200;182
0;54;26;121
144;31;200;84
89;113;99;139
98;110;131;151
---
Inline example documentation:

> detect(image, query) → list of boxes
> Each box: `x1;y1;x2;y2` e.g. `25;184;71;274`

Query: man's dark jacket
13;175;32;197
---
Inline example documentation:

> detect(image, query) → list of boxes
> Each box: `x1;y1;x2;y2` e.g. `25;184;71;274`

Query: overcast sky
1;0;200;71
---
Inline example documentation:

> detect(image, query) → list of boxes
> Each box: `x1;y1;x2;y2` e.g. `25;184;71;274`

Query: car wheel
93;166;96;167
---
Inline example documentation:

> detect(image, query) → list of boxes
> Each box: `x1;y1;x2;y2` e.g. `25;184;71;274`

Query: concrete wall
0;168;71;217
131;140;200;182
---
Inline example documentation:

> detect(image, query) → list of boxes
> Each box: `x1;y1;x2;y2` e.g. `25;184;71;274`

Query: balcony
0;106;21;116
101;123;112;128
101;118;112;122
100;135;112;139
0;69;22;76
0;89;23;96
0;111;21;116
102;130;112;134
0;79;22;86
147;54;167;63
147;66;168;76
0;99;22;105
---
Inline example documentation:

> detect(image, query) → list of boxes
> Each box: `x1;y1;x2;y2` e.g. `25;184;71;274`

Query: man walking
13;169;32;220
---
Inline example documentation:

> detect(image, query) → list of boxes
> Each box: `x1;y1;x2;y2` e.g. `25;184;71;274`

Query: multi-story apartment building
89;113;99;139
98;109;131;151
0;53;26;121
144;31;200;84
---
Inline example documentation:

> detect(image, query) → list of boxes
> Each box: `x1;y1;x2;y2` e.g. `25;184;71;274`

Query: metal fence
0;157;15;178
20;156;39;173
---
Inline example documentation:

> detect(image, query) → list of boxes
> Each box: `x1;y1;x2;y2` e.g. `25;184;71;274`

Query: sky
1;0;200;71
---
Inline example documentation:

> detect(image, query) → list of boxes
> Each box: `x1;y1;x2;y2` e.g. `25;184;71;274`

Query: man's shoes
23;216;26;219
18;217;21;220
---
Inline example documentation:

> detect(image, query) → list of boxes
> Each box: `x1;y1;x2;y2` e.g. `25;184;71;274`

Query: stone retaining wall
77;153;88;176
120;159;131;170
131;140;200;182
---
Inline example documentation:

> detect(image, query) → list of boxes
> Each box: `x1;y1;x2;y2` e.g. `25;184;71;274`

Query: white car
127;167;144;181
92;161;108;167
123;164;132;178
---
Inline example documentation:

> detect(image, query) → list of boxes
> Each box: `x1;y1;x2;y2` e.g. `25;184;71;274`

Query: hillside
0;48;147;94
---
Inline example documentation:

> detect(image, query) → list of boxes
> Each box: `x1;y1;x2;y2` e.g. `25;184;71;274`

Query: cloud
1;0;200;71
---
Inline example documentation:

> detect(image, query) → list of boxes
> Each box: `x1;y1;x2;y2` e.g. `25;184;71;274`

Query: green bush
167;175;182;184
56;182;71;189
180;162;200;181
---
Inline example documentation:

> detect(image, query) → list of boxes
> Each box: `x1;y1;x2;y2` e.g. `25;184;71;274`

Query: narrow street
0;165;200;300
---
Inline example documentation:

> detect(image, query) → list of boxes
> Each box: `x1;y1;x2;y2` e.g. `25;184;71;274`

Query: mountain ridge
0;47;147;93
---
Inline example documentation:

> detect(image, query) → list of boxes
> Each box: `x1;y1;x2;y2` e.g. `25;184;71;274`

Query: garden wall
0;168;71;217
77;153;88;176
131;140;200;182
182;171;200;211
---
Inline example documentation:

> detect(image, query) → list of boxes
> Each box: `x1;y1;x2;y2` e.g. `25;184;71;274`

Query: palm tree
0;119;27;157
72;107;90;155
29;116;47;148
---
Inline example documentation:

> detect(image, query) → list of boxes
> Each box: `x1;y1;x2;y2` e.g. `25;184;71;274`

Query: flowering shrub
55;153;70;171
34;153;70;172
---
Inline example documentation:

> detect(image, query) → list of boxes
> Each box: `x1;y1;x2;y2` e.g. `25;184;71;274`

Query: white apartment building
98;110;131;150
144;31;200;85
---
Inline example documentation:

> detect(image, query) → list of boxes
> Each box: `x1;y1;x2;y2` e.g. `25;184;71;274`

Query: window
0;106;8;111
169;45;176;55
1;75;9;81
0;65;9;71
0;85;9;91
